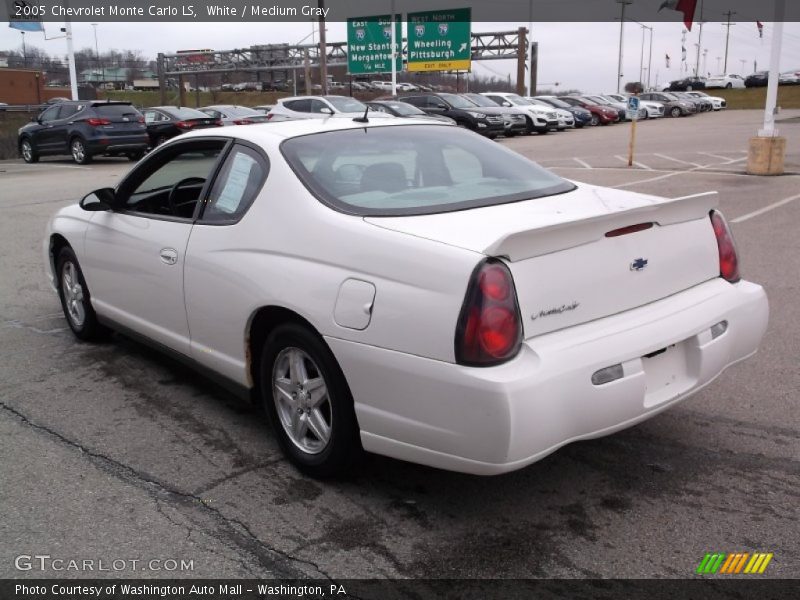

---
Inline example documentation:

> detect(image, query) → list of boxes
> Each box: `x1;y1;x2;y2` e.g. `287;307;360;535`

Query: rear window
170;107;212;119
94;104;141;118
281;125;574;217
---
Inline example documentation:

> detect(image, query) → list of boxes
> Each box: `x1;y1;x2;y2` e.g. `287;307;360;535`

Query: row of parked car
17;88;726;164
666;70;800;91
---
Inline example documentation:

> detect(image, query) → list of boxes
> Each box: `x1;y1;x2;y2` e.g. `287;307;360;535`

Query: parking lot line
654;153;703;168
698;151;741;161
731;192;800;223
573;157;592;169
615;155;652;170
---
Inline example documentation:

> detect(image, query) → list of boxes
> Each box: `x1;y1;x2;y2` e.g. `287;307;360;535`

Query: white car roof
176;115;448;144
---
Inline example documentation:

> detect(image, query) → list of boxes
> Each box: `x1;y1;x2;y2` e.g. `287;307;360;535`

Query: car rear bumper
329;278;768;475
87;135;149;155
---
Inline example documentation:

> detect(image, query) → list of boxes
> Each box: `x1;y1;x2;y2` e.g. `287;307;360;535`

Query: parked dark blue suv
18;100;149;164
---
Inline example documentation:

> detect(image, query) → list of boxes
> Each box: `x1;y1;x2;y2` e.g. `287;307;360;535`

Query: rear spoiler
485;191;718;262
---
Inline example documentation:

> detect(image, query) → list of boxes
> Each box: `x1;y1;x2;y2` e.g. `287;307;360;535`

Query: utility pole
616;0;632;93
739;58;747;74
722;11;736;73
21;31;26;68
647;26;653;89
639;24;646;82
318;0;328;95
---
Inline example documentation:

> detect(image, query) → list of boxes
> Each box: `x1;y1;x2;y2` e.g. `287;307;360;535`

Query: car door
53;103;81;153
82;138;229;355
183;142;269;383
32;105;62;153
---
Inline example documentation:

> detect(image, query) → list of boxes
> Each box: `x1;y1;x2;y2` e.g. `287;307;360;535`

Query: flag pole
63;0;78;100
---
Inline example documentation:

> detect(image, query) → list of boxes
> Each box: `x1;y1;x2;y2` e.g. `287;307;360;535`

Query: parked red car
558;96;619;126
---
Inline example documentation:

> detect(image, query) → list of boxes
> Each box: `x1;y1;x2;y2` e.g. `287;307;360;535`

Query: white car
44;118;769;477
267;95;392;121
705;74;746;89
525;97;575;129
685;91;727;110
604;93;665;119
481;92;559;133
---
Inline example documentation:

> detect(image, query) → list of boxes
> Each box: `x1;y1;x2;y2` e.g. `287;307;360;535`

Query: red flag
659;0;698;31
677;0;698;31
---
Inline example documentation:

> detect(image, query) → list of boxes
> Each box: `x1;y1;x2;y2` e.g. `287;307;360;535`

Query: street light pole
318;0;328;95
21;31;26;68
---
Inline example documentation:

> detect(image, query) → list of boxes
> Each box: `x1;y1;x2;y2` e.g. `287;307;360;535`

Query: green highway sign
347;15;402;75
407;8;472;72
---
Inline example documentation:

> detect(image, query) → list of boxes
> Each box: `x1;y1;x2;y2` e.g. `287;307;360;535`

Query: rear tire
590;115;600;126
70;137;92;165
20;138;39;163
56;247;108;341
725;83;732;89
260;323;361;478
127;151;145;162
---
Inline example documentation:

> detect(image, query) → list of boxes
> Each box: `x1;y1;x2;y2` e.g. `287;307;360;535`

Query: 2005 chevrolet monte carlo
44;117;769;477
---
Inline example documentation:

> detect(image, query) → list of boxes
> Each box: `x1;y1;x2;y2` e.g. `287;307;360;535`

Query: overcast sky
3;20;800;91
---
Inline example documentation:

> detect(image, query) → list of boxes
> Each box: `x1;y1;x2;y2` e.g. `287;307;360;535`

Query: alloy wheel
71;139;85;163
61;261;86;328
21;140;33;162
272;347;332;455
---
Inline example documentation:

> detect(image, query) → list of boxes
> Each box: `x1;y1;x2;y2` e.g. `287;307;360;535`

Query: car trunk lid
91;104;146;136
365;185;721;338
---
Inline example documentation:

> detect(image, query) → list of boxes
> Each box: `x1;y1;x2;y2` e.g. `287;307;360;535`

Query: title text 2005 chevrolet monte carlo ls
44;118;768;477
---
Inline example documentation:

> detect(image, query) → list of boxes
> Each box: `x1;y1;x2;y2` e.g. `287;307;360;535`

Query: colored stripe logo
697;552;773;574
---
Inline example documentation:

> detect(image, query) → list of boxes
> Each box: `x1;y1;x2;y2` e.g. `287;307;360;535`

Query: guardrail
0;104;45;113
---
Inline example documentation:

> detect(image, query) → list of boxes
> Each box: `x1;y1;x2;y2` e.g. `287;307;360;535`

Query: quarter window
202;145;268;222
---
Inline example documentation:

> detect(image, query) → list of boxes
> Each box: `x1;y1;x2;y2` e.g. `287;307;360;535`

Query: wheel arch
48;233;73;280
245;305;332;393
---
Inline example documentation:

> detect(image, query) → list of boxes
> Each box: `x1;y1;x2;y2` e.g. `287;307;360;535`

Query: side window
403;96;423;107
202;145;268;222
119;141;226;219
143;110;159;124
285;99;311;112
310;99;329;113
39;106;60;123
485;95;504;106
369;104;388;114
58;104;80;120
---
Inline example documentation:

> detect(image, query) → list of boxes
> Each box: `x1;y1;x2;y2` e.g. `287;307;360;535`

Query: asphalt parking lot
1;109;798;580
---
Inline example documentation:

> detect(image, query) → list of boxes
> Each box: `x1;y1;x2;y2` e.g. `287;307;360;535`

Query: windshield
568;97;592;107
378;101;425;116
281;125;574;217
463;94;499;108
326;96;367;113
439;93;477;109
538;97;570;109
503;94;532;106
585;95;611;105
662;93;680;101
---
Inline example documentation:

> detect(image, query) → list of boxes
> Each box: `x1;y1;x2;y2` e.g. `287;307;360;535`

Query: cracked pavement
1;110;798;580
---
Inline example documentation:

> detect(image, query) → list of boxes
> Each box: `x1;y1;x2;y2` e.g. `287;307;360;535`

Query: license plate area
642;340;692;407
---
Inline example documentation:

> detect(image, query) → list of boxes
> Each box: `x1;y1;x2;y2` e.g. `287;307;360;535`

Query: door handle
159;248;178;265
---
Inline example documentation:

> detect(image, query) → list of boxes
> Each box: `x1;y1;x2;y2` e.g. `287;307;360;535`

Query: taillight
137;116;145;123
710;210;740;283
215;119;223;126
455;259;523;366
266;114;274;120
175;120;193;129
85;118;110;126
233;118;253;125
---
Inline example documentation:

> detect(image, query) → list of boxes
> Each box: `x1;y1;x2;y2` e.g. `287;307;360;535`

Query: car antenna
353;105;369;123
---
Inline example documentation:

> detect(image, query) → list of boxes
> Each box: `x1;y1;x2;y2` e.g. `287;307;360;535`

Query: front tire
590;114;600;126
670;106;682;118
260;323;361;478
56;247;108;341
70;137;92;164
20;138;39;163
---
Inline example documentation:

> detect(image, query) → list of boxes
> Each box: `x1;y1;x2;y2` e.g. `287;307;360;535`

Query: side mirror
502;102;512;107
79;188;115;212
32;116;41;123
320;107;333;115
436;103;448;109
